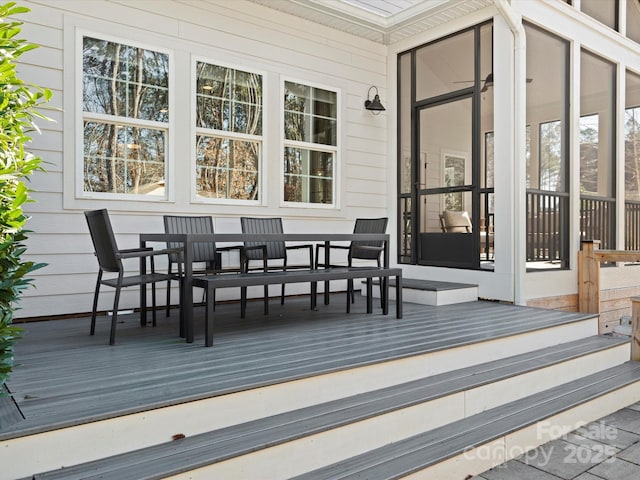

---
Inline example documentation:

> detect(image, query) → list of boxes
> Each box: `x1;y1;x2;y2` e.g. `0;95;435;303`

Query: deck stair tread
30;336;629;480
370;278;477;291
293;361;640;480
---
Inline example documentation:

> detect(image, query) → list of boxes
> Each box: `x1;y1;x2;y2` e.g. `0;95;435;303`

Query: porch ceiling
244;0;494;44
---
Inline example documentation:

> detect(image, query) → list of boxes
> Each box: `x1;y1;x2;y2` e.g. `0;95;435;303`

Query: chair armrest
315;243;350;268
117;247;182;259
240;245;268;272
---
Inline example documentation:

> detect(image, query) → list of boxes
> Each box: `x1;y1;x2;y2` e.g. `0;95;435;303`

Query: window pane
83;37;168;122
581;0;617;30
580;114;600;194
580;50;615;197
284;82;337;146
196;62;262;135
415;29;474;101
399;52;412;194
484;132;494;189
625;71;640;201
195;135;259;200
84;121;166;194
525;23;570;268
628;0;640;43
283;147;333;204
525;24;568;192
540;121;563;191
580;50;616;250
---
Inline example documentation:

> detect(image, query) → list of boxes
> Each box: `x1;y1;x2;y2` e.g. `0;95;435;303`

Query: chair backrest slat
84;209;121;273
240;217;286;260
163;215;216;263
350;217;389;260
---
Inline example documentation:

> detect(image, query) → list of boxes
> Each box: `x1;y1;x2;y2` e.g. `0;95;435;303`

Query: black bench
192;267;403;346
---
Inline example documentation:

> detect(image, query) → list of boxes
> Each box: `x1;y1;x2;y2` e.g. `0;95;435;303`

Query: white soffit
245;0;494;44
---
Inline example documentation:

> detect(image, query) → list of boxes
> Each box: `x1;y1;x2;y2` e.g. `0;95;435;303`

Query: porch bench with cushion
192;266;403;346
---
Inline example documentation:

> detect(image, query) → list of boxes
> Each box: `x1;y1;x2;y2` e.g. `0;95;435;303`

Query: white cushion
442;210;472;233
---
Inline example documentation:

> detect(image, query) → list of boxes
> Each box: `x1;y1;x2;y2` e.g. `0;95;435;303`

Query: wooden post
632;297;640;362
578;240;601;315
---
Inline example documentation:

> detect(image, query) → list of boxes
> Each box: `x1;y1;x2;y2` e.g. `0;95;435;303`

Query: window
539;120;563;191
195;61;263;201
525;23;570;268
581;0;618;30
580;50;616;250
628;0;640;44
626;71;640;202
443;153;466;211
283;81;337;205
625;71;640;249
579;113;600;194
82;36;169;198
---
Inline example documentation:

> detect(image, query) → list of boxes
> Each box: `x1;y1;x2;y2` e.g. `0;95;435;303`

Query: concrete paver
474;402;640;480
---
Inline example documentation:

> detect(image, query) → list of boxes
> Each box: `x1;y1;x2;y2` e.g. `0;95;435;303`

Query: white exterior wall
17;0;388;318
14;0;640;318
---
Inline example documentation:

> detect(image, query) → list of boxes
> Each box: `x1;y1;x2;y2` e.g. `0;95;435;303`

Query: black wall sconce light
364;86;385;114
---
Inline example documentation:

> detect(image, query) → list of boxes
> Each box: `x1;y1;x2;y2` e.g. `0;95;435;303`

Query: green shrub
0;2;51;391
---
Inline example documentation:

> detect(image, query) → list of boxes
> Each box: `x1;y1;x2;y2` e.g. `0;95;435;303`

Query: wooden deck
0;294;595;442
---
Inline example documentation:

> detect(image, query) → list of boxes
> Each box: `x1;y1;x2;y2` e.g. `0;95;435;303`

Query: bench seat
192;267;403;346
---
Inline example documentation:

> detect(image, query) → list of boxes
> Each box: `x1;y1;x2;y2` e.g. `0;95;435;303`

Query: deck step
27;336;632;479
367;278;478;305
293;361;640;480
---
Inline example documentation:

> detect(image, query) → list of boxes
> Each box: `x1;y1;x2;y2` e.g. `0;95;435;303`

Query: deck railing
578;240;640;357
526;190;568;263
580;195;615;249
626;200;640;250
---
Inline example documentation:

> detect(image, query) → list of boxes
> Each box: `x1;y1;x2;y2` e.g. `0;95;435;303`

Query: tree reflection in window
580;114;599;195
540;120;563;192
444;154;465;211
283;82;337;205
82;37;168;196
195;62;262;200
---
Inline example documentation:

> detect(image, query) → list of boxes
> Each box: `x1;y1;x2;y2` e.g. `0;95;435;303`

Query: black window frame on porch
396;21;494;269
579;49;617;252
524;22;571;270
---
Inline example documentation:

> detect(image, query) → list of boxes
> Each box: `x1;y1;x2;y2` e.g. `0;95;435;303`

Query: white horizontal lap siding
15;0;388;318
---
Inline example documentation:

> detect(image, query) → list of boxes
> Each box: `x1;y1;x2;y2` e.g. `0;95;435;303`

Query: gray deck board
29;336;627;480
372;278;477;290
2;296;594;440
294;362;640;480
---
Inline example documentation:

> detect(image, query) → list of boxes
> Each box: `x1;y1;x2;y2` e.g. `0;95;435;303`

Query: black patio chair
315;217;389;304
240;217;314;312
163;215;241;316
84;209;181;345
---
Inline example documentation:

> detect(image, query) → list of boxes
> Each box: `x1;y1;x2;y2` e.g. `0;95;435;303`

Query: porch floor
0;293;594;441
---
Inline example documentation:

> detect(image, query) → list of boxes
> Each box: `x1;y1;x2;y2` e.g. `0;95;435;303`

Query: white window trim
74;28;175;203
190;55;266;206
280;77;340;210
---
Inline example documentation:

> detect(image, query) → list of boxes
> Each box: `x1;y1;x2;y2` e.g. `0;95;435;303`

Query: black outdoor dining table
139;232;392;344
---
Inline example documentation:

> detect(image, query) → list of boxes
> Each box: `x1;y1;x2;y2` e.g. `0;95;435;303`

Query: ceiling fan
454;73;533;92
